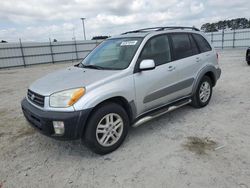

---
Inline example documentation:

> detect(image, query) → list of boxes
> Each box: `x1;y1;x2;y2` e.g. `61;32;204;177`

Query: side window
192;34;212;53
139;35;171;66
188;34;199;55
170;33;193;60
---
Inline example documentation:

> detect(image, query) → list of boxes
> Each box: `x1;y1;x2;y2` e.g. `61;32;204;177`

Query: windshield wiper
84;64;104;70
74;63;80;67
78;64;104;70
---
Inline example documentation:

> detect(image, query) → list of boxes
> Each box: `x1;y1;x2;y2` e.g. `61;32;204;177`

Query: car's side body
75;30;220;118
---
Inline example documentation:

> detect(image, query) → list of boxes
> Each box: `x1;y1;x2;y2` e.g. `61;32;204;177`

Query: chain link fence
205;28;250;49
0;39;102;69
1;28;250;68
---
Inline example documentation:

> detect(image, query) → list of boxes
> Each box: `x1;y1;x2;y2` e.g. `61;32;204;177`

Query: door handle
168;65;175;71
196;57;201;62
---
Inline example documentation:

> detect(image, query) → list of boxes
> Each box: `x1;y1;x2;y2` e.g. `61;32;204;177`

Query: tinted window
170;33;194;60
139;35;171;66
192;34;212;53
189;34;199;55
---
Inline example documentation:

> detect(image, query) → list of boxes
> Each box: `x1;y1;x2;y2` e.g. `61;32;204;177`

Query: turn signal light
67;88;85;106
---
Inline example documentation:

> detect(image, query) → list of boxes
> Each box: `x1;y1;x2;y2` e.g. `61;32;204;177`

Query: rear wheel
83;103;129;155
191;76;212;108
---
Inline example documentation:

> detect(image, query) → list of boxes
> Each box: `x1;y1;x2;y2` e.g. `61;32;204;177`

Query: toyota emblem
31;94;35;100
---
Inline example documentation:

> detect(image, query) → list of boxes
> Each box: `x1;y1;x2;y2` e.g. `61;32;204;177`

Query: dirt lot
0;49;250;188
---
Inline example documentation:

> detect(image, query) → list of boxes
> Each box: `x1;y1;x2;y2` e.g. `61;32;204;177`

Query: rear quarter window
192;34;212;53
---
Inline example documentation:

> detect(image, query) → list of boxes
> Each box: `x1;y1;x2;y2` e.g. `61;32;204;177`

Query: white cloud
0;0;249;42
190;2;204;14
131;0;145;11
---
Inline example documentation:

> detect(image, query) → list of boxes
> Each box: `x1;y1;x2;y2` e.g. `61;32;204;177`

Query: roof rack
122;26;200;34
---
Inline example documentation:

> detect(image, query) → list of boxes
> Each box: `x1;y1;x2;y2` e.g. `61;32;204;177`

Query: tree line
201;18;250;32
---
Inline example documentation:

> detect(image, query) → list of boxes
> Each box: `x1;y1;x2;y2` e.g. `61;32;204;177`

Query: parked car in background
246;47;250;65
21;26;221;155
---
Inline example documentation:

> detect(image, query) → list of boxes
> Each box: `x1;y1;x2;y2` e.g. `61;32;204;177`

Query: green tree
200;18;250;32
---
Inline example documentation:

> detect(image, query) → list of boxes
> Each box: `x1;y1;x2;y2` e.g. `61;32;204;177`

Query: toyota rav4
21;27;221;154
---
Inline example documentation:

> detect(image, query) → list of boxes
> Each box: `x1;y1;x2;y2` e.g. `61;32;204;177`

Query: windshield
80;37;142;70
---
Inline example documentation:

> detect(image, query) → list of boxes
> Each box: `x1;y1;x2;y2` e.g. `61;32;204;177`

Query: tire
83;102;129;155
247;61;250;65
191;76;213;108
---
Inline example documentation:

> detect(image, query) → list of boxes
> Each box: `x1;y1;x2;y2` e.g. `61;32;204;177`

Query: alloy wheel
96;113;124;147
199;81;211;103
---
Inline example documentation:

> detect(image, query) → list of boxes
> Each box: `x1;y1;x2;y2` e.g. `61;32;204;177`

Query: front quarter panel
73;74;135;111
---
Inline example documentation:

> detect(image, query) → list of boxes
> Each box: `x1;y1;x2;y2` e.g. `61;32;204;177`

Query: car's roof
110;26;201;39
110;32;149;39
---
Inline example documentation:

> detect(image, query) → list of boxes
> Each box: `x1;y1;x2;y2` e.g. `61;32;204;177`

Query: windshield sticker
120;41;138;46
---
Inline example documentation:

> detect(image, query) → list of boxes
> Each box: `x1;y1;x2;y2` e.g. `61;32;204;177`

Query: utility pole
80;18;86;40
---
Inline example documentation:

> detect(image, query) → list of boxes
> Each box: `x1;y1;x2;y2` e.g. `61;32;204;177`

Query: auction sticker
120;41;138;46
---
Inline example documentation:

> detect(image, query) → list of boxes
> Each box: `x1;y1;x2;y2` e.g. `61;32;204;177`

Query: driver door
133;34;179;116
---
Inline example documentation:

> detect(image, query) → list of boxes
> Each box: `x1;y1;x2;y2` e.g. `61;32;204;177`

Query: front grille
27;90;45;107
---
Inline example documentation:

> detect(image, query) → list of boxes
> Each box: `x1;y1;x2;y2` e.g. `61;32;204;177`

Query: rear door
168;33;202;97
192;33;215;67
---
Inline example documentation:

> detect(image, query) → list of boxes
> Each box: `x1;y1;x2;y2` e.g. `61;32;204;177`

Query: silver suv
21;27;221;154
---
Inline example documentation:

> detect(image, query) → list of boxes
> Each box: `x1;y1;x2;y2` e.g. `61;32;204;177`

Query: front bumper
216;68;221;80
21;98;92;140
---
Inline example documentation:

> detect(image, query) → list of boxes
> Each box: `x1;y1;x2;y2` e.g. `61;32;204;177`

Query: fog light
53;121;65;135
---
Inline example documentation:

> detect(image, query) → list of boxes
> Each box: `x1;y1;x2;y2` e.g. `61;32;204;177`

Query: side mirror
139;59;155;71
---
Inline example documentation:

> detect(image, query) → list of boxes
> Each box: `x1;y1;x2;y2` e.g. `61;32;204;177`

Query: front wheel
83;103;129;155
191;76;213;108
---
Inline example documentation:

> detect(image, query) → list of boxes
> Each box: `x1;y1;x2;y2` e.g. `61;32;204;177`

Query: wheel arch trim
192;65;219;95
88;96;136;124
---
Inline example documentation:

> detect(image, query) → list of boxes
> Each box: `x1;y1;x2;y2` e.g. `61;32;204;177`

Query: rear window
170;33;194;60
192;34;212;53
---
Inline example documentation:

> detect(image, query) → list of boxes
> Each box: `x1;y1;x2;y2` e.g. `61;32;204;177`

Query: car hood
29;66;120;96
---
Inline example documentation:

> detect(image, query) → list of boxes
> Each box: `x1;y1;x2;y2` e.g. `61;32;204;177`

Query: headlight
50;88;85;108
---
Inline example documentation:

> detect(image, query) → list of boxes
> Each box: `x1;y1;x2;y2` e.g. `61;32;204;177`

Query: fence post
19;38;26;67
49;38;54;63
232;29;236;48
74;38;79;61
222;29;224;49
211;32;213;44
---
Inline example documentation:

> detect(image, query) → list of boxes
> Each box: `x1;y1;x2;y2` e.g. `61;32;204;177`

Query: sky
0;0;249;42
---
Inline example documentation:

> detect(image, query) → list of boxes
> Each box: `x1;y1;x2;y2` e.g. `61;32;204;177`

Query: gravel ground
0;49;250;188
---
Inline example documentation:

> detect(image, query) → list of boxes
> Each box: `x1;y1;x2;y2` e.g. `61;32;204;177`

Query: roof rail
122;26;200;34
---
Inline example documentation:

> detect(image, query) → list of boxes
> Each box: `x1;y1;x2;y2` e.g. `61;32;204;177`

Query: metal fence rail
1;28;250;68
205;28;250;49
0;39;102;69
